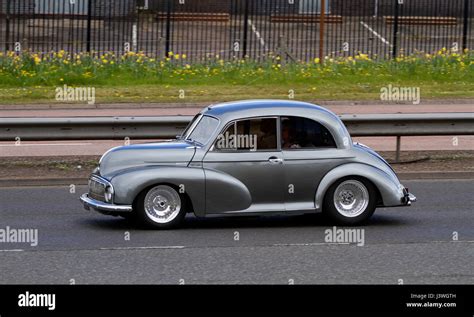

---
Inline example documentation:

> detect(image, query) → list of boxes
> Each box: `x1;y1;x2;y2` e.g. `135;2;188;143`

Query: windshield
181;114;202;139
187;115;219;145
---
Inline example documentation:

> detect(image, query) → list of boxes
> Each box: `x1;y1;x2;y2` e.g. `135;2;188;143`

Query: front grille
89;176;107;202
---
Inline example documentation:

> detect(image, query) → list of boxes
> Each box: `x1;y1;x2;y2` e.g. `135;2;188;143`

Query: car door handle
268;157;283;164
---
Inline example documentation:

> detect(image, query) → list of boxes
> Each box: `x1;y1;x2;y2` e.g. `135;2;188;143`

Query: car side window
213;122;236;151
214;118;278;151
281;116;336;149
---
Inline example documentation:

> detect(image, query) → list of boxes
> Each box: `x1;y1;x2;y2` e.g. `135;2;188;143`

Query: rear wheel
135;185;186;229
323;177;377;225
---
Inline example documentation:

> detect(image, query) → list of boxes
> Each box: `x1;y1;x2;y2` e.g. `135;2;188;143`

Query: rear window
281;116;336;149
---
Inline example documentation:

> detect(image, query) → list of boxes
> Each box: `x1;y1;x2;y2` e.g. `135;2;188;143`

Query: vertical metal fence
0;0;472;61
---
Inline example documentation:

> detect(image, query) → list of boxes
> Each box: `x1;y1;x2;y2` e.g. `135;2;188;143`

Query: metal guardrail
341;112;474;161
0;116;192;141
1;113;473;141
341;113;474;136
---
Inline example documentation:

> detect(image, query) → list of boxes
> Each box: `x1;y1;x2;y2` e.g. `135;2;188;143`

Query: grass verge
0;50;472;104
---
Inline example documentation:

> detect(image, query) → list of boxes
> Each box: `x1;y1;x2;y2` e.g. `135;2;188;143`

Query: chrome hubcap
333;180;369;217
144;185;181;224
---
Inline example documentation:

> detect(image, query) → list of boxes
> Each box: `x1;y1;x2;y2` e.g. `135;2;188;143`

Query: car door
203;117;285;214
281;116;348;212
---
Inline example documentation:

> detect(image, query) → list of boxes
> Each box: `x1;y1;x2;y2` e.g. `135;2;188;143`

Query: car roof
203;99;334;118
201;99;352;150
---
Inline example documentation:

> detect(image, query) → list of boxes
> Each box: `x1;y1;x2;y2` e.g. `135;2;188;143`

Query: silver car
80;100;416;228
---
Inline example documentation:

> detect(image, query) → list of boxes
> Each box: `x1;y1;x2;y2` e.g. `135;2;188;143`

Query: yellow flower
355;53;369;61
182;54;187;59
34;56;41;65
314;58;320;64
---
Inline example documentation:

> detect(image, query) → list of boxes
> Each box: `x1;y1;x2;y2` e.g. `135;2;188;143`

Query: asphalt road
0;179;473;284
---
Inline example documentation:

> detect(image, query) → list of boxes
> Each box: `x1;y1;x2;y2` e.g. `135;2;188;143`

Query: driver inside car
281;119;301;149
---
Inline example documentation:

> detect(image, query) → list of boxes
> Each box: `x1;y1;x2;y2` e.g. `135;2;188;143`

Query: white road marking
273;242;350;247
435;240;474;243
248;19;267;49
0;143;93;147
274;241;474;247
360;21;392;47
1;241;473;253
99;246;185;251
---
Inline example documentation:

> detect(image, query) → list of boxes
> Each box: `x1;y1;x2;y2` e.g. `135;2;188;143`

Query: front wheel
323;177;377;225
135;185;186;229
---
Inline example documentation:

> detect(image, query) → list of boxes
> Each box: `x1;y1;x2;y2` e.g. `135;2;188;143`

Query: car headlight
104;185;114;203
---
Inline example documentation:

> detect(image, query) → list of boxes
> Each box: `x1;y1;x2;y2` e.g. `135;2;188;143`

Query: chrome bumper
403;190;417;206
80;194;132;213
407;193;417;205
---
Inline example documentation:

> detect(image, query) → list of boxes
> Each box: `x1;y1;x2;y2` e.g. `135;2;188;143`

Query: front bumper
402;188;417;206
80;193;133;214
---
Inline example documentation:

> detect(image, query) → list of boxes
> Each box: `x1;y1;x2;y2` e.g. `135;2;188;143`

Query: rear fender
315;163;404;210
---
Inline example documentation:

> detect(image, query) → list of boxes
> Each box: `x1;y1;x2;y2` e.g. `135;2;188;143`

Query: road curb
1;172;472;187
397;171;474;180
0;102;207;110
0;178;88;187
0;99;473;110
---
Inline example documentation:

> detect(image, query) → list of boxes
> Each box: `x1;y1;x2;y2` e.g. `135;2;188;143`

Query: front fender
110;166;205;216
315;163;405;210
203;168;252;214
